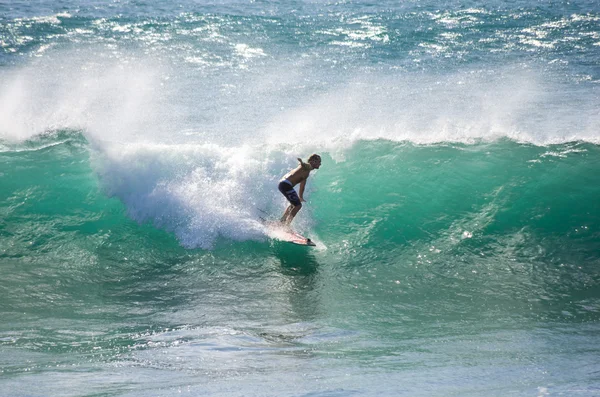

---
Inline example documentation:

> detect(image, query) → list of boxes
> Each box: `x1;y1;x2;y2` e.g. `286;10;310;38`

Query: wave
2;131;599;254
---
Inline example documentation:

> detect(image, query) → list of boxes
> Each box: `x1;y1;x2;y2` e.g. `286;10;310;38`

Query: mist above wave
1;46;598;149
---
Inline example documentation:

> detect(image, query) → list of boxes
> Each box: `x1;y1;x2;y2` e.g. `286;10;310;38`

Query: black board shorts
278;180;301;206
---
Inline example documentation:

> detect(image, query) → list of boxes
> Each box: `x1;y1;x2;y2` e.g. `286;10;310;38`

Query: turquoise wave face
316;139;600;247
4;133;599;253
1;133;599;327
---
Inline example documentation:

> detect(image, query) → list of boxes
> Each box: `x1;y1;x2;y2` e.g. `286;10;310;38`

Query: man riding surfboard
278;154;322;225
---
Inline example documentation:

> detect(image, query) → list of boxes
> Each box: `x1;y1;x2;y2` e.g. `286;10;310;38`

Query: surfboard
260;218;316;247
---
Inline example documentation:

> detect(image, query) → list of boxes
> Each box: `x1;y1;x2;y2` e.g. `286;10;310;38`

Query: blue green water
1;1;600;396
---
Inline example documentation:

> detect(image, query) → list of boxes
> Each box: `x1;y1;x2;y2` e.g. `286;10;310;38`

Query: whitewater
1;0;599;396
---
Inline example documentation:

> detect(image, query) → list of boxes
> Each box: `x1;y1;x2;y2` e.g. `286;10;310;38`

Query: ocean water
1;0;600;396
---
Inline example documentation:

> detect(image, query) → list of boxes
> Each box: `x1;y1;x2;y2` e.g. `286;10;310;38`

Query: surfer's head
308;154;321;169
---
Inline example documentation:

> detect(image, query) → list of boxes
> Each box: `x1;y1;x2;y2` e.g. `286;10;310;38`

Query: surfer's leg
281;203;302;225
279;181;302;225
288;203;302;223
281;205;293;223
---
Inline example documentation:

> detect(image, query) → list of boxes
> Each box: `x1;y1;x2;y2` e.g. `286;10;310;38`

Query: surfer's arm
298;179;307;202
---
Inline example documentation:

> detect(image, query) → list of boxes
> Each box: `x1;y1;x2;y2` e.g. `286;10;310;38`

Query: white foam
1;50;598;147
95;141;305;249
261;68;600;147
0;53;165;143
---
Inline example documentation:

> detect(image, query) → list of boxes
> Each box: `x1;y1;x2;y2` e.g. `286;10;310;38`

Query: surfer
278;154;322;225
